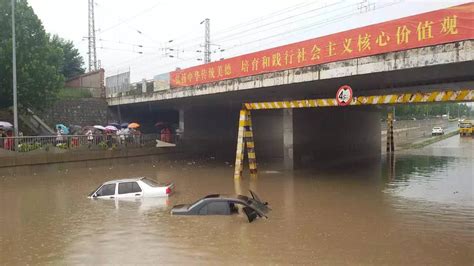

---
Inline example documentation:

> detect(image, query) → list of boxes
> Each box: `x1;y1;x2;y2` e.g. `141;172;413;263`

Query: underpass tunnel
250;106;381;169
110;104;180;134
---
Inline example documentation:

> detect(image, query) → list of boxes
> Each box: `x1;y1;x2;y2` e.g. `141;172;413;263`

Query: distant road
381;119;458;151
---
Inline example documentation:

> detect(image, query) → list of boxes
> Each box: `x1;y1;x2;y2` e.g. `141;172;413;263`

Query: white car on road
88;177;174;199
431;127;444;136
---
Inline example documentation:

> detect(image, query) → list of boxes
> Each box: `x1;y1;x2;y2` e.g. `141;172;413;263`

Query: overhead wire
130;2;355;69
213;1;346;43
221;0;403;56
166;0;323;47
130;0;402;77
105;0;402;79
103;1;345;70
95;1;164;35
163;1;351;56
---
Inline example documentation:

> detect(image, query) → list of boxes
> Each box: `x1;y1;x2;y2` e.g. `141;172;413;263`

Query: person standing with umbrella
128;123;141;145
104;126;118;148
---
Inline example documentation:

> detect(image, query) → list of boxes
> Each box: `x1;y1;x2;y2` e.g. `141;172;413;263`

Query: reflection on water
0;150;472;264
384;155;471;205
383;154;473;244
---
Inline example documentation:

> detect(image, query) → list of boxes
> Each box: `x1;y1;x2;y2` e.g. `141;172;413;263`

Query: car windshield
88;184;103;197
141;178;162;187
237;193;270;215
247;198;270;214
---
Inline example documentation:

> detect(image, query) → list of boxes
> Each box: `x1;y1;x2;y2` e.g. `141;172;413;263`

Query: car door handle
135;194;141;196
109;196;115;199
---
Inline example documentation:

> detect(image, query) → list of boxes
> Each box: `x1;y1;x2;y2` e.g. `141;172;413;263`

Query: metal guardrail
0;133;178;152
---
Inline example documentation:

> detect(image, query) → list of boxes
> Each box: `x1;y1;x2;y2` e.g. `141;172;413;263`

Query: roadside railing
0;133;178;153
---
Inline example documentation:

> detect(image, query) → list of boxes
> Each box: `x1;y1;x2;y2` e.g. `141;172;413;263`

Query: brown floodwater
0;136;472;265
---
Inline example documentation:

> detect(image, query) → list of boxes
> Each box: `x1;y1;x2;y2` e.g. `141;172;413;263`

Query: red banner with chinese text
170;3;474;88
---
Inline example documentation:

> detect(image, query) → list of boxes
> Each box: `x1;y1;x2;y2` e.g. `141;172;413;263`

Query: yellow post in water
234;109;258;179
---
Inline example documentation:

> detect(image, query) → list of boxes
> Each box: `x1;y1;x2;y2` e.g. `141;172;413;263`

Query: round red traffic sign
336;85;353;106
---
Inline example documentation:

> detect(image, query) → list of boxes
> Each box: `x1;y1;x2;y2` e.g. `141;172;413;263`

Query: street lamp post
11;0;19;143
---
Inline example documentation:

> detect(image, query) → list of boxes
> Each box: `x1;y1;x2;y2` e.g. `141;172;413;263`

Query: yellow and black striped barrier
244;89;474;110
386;113;395;153
234;110;257;179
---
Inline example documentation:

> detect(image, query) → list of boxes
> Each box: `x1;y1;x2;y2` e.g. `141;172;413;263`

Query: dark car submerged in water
171;190;270;223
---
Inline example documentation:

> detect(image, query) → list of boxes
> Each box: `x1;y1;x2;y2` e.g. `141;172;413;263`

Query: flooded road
0;136;472;265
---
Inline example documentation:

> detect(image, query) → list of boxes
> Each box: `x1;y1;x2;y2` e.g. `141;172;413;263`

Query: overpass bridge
107;3;473;169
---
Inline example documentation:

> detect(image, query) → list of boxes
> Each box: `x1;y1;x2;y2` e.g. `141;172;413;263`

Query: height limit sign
336;85;353;106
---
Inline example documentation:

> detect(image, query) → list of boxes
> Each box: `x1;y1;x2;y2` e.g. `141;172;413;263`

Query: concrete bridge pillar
283;109;294;170
178;109;185;139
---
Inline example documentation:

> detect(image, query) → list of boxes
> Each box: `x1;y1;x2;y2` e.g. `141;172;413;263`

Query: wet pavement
0;136;472;265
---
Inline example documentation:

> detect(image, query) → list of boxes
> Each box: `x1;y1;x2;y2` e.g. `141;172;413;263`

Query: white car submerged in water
88;177;174;199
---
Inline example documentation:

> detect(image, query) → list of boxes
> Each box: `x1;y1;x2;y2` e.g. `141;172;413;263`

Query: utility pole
88;0;97;71
11;0;19;141
201;18;210;63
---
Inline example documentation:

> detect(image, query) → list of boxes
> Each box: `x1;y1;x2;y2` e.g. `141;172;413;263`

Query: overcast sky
28;0;469;82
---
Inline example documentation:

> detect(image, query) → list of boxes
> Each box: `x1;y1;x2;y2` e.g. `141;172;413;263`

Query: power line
98;46;144;54
165;1;350;57
215;2;357;46
214;1;345;43
105;0;403;80
221;0;402;55
96;1;164;34
98;1;342;65
167;1;323;48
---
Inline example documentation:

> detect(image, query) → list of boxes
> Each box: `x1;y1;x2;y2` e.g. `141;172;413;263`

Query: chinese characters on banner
171;3;473;88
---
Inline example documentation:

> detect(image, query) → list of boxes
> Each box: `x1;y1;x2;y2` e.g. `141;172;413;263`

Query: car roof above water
102;177;145;185
201;194;250;202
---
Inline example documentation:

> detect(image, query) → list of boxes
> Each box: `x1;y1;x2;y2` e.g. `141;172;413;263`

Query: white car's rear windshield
141;178;162;187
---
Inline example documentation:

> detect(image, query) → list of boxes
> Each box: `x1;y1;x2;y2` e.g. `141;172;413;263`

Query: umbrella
69;125;82;135
93;125;106;131
105;125;118;131
154;121;166;127
56;124;70;134
0;121;13;128
154;122;168;130
128;122;140;129
108;122;121;128
83;126;99;134
120;123;129;128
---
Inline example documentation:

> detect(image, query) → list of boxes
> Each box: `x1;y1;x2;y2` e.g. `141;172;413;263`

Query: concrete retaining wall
0;147;178;168
41;98;109;127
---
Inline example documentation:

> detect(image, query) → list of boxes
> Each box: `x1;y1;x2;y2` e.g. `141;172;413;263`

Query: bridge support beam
283;109;294;170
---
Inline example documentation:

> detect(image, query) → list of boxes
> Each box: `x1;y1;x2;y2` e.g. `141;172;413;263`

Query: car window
207;201;230;215
96;184;116;196
118;182;142;194
198;204;208;215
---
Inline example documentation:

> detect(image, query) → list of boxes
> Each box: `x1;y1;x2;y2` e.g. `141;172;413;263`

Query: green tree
50;35;85;79
0;0;64;112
